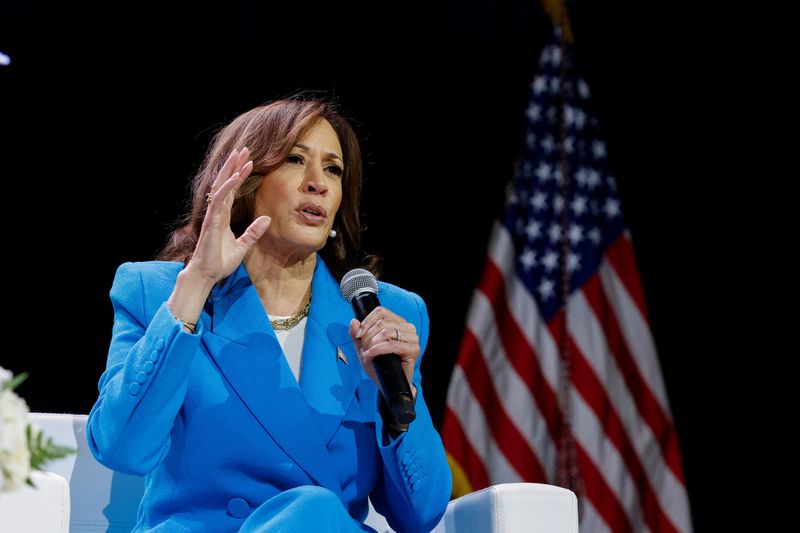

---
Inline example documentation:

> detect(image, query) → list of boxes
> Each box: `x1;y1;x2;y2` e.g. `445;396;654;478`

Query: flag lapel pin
337;346;348;365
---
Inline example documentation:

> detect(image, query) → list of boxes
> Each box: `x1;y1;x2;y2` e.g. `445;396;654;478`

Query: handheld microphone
340;269;416;424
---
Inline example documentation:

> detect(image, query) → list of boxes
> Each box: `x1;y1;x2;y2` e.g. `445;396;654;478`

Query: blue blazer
87;257;452;533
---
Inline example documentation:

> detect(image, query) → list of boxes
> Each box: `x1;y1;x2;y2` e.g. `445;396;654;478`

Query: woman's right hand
184;147;271;284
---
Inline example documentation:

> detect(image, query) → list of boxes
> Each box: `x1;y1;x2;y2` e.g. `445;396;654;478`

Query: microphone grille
340;268;378;302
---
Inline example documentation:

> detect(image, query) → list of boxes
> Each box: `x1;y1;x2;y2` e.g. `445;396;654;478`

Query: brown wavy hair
155;96;381;282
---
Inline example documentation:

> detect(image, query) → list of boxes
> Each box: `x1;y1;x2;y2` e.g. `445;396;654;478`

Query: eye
287;154;304;164
326;164;344;176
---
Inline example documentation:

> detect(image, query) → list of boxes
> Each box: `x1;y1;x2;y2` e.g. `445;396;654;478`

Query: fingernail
356;328;363;338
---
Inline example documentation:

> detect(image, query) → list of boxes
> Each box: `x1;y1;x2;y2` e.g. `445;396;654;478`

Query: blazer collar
201;256;362;497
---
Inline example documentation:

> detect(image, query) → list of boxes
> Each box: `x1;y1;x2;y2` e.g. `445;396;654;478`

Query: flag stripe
605;231;650;322
585;269;687;485
581;498;616;533
566;334;680;533
458;328;549;481
575;442;635;533
446;365;523;484
598;249;672;415
467;290;558;480
442;407;491;491
569;283;690;526
479;258;563;440
571;388;645;531
486;221;562;388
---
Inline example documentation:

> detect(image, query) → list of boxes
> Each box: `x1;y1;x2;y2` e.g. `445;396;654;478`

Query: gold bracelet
179;319;197;334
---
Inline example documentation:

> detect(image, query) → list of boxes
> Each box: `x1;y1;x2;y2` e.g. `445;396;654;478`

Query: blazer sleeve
86;262;205;475
369;292;452;533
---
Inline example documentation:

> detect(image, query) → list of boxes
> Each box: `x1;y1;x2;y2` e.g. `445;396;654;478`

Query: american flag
442;29;693;532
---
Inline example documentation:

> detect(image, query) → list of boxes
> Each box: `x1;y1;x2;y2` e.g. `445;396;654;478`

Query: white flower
0;366;11;388
0;386;32;492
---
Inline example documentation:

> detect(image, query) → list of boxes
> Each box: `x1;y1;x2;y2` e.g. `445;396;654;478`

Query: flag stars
530;191;547;211
578;79;591;99
553;196;564;214
526;104;542;122
532;77;548;95
535;163;552;181
567;252;582;273
538;278;556;300
526;132;537;149
568;224;584;245
548;46;562;66
571;195;588;216
603;198;621;218
564;136;575;153
588;227;602;246
525;220;542;240
573;109;587;130
542;250;559;272
587;170;602;190
540;135;556;154
575;167;589;188
520;248;537;270
592;140;607;159
548;223;562;243
522;161;533;178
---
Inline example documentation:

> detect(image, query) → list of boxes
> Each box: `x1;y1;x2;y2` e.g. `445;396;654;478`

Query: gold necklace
269;289;312;331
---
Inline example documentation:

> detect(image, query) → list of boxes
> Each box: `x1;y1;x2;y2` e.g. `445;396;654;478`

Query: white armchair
3;413;578;532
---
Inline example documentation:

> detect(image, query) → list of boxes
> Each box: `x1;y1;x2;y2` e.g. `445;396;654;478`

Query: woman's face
253;118;344;257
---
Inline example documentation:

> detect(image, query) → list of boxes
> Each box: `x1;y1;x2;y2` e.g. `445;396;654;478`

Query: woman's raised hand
185;147;271;284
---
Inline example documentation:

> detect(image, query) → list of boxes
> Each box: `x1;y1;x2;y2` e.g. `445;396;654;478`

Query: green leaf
26;423;76;471
3;371;28;391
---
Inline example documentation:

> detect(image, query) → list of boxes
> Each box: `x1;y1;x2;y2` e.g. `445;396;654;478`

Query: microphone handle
352;292;416;424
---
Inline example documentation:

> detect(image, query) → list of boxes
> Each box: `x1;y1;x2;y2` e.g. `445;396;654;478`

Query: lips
296;203;327;226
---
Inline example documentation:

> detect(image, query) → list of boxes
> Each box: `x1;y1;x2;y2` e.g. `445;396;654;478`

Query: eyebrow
293;143;343;164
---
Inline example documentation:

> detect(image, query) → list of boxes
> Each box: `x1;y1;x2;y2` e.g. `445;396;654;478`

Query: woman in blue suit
86;98;452;532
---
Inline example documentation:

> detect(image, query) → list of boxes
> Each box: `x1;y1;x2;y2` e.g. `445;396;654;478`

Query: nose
303;162;329;195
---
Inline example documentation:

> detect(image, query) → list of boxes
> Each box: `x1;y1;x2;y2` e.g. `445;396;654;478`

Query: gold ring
395;328;401;342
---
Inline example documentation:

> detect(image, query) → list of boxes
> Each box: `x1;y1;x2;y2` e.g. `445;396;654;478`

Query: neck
244;241;317;316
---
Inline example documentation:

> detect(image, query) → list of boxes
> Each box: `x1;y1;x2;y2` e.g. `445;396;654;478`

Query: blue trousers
238;486;372;533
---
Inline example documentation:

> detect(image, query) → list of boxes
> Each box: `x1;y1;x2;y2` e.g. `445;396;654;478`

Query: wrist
178;266;217;293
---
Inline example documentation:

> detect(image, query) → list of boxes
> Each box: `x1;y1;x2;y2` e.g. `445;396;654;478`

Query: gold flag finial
540;0;574;43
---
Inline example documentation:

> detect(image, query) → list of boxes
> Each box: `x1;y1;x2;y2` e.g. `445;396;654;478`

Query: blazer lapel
298;259;362;446
201;260;344;497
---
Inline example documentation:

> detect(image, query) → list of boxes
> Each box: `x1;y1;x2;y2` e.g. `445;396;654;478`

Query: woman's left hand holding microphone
348;308;420;401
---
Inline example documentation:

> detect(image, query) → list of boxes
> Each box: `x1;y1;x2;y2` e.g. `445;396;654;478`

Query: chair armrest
0;471;71;533
431;483;578;533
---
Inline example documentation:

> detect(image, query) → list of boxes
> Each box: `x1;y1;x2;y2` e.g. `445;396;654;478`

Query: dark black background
1;1;795;530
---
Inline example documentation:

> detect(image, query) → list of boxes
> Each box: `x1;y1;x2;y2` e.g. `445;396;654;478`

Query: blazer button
135;371;148;384
227;497;250;519
155;339;165;352
143;361;155;374
149;350;160;363
128;382;141;396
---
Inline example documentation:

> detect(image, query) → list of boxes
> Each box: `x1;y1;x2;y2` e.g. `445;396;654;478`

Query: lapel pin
337;346;348;365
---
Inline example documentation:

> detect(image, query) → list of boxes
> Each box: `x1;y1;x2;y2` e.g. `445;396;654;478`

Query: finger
361;339;420;361
359;317;411;348
236;216;271;250
206;171;242;214
233;147;250;176
232;160;253;193
362;328;419;353
211;148;241;193
349;318;362;341
356;306;392;339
